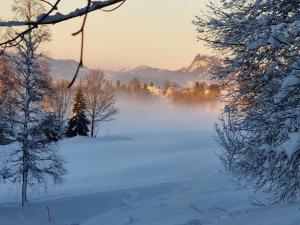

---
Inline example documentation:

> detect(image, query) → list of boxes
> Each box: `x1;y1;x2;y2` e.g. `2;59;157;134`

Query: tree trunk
21;168;28;207
91;116;95;138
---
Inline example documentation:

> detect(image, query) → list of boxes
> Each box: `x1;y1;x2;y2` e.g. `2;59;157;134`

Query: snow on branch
0;0;127;87
0;0;125;27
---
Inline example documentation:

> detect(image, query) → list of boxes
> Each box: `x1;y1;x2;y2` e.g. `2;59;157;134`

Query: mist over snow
99;96;221;136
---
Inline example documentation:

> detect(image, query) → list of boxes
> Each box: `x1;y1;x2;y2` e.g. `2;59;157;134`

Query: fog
99;96;222;135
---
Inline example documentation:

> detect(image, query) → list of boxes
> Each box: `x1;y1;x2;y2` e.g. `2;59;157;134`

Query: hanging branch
39;0;58;9
0;0;127;87
101;0;127;12
68;0;92;88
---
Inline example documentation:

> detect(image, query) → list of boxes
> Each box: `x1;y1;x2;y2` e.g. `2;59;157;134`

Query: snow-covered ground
0;99;300;225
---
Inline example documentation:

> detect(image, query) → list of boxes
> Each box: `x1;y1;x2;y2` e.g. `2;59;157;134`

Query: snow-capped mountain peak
183;54;222;74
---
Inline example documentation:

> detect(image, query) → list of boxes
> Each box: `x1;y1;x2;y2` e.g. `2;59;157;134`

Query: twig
102;0;127;12
68;0;92;88
39;0;58;9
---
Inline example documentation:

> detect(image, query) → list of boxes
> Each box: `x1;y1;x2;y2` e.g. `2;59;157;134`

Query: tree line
113;78;221;105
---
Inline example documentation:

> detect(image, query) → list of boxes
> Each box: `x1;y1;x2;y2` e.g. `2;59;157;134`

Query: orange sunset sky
1;0;211;70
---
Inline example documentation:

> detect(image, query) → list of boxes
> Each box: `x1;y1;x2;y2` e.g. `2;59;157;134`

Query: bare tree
0;0;65;207
45;79;73;135
83;70;118;137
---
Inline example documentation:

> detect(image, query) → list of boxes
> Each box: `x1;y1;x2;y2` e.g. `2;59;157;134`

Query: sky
1;0;211;71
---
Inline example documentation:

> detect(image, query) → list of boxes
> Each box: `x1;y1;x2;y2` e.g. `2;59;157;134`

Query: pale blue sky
1;0;211;70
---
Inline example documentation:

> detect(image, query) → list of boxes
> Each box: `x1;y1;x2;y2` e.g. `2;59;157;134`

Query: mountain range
45;54;221;87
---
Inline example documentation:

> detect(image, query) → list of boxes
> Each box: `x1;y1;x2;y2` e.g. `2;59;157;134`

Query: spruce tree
66;88;90;138
40;113;62;143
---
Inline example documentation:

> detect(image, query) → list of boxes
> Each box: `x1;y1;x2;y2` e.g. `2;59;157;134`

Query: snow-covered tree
194;0;300;201
0;0;65;207
65;87;90;138
83;70;118;138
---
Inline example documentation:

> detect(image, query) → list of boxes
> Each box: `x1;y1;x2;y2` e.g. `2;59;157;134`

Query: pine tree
66;87;90;138
143;83;148;91
115;80;122;90
195;0;300;201
40;113;62;143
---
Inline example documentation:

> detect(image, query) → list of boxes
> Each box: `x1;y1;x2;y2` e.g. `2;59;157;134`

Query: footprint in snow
120;192;138;209
126;216;139;224
153;203;167;207
182;219;203;225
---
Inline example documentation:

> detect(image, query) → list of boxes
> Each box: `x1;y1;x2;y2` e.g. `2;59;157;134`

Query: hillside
43;56;90;81
1;132;299;225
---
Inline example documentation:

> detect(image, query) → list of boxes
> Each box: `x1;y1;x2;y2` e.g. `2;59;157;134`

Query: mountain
182;54;222;75
105;66;200;87
45;54;221;86
43;56;90;81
